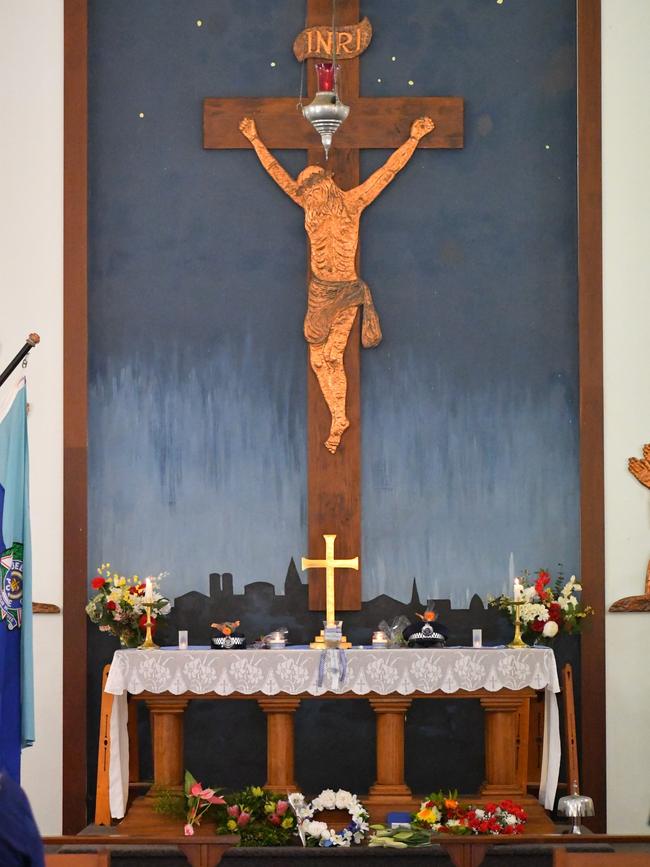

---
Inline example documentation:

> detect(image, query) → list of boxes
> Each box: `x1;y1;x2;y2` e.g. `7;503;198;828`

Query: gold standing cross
302;534;359;630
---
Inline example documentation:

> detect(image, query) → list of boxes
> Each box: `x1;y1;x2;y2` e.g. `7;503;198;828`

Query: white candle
509;552;515;582
145;577;154;603
513;577;523;602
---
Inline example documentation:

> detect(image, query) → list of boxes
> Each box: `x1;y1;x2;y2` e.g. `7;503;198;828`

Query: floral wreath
288;789;369;847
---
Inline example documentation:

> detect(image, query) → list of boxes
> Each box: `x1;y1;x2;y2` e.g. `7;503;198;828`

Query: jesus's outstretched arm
351;116;435;210
239;117;302;206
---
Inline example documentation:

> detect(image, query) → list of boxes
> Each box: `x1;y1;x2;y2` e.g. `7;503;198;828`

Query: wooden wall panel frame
63;0;88;834
62;0;605;831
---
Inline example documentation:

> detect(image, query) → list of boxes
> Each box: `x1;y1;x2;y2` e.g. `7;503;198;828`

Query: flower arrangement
155;779;297;845
216;786;297;846
288;789;369;847
489;570;593;644
85;563;171;648
412;791;527;836
183;771;225;835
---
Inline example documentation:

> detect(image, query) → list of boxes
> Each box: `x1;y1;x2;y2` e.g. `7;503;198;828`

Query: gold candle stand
507;600;527;649
137;602;159;650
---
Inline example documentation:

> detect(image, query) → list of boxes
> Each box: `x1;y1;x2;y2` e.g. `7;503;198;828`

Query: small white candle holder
178;630;188;650
472;629;482;648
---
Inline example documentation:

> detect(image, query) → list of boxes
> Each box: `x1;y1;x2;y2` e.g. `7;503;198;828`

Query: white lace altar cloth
104;647;561;818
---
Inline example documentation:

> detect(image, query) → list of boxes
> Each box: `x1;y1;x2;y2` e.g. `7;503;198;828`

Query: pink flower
268;813;281;826
227;805;241;818
184;824;194;836
189;783;224;804
275;800;289;816
237;811;251;828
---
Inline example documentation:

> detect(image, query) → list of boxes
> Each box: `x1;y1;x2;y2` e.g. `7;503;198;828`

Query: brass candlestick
137;602;159;650
508;600;527;649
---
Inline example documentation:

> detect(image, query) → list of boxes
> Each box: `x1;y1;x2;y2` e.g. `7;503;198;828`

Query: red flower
531;619;545;632
548;603;562;623
478;821;489;833
106;601;117;611
538;570;550;581
91;577;106;589
268;814;281;826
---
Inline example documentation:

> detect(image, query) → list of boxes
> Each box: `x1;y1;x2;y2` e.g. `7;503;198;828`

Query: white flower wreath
288;789;369;847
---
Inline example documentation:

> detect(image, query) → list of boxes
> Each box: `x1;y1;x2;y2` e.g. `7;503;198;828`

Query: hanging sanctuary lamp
301;0;350;159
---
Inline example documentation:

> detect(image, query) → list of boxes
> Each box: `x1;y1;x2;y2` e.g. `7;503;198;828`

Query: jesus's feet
324;417;350;454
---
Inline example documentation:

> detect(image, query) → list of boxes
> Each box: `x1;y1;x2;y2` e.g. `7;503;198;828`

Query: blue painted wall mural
88;0;578;606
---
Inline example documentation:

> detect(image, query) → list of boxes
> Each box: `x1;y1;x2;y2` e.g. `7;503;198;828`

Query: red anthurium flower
106;601;117;611
91;577;106;589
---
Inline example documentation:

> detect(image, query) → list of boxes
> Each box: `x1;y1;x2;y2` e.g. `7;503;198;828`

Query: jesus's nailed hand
410;116;435;140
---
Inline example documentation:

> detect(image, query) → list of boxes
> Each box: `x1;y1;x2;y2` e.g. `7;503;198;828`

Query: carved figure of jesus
239;115;435;453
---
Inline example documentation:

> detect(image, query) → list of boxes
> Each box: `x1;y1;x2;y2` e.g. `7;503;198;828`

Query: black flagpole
0;333;40;389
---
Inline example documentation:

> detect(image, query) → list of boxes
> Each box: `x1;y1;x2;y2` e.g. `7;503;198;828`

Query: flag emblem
0;543;23;631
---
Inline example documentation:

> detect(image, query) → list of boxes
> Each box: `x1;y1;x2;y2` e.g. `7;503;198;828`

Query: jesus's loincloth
303;275;382;348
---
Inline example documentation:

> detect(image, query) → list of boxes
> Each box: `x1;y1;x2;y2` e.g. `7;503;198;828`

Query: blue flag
0;378;34;781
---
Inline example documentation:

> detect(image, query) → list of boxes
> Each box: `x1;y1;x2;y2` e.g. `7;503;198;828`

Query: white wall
602;0;650;835
0;0;64;835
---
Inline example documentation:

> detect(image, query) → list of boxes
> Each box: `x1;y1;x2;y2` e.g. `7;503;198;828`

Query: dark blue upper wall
88;0;577;602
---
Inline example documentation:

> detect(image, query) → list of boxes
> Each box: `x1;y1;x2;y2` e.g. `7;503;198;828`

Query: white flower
316;789;336;810
446;819;462;827
506;814;518;825
523;586;537;603
543;620;559;638
474;809;485;819
303;820;328;838
335;790;352;809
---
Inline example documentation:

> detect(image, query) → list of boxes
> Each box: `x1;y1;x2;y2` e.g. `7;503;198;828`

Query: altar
100;645;561;826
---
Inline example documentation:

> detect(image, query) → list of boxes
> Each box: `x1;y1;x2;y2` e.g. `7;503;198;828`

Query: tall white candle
513;577;523;602
509;552;515;583
145;577;154;603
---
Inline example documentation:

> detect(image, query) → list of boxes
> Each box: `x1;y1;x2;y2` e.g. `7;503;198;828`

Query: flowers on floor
489;570;593;643
85;563;170;647
216;786;297;846
412;791;527;836
155;778;297;845
288;789;369;847
183;771;225;835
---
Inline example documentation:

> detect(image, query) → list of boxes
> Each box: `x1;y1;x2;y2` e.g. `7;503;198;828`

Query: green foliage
152;789;186;819
368;826;432;848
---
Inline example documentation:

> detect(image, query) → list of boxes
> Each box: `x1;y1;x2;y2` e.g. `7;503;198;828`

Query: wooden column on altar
257;697;301;792
480;690;533;797
146;697;189;789
366;696;413;810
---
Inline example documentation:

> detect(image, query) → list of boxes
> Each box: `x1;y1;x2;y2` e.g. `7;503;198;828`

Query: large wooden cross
203;0;463;611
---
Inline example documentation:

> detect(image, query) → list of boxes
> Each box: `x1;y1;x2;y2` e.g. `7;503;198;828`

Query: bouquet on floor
412;791;527;836
216;786;297;846
85;563;171;648
489;570;593;644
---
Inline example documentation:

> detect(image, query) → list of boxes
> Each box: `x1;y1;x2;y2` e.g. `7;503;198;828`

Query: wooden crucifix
203;0;463;611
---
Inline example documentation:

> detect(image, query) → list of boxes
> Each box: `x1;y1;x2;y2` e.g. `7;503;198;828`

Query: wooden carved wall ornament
293;17;372;62
239;115;435;453
609;444;650;611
